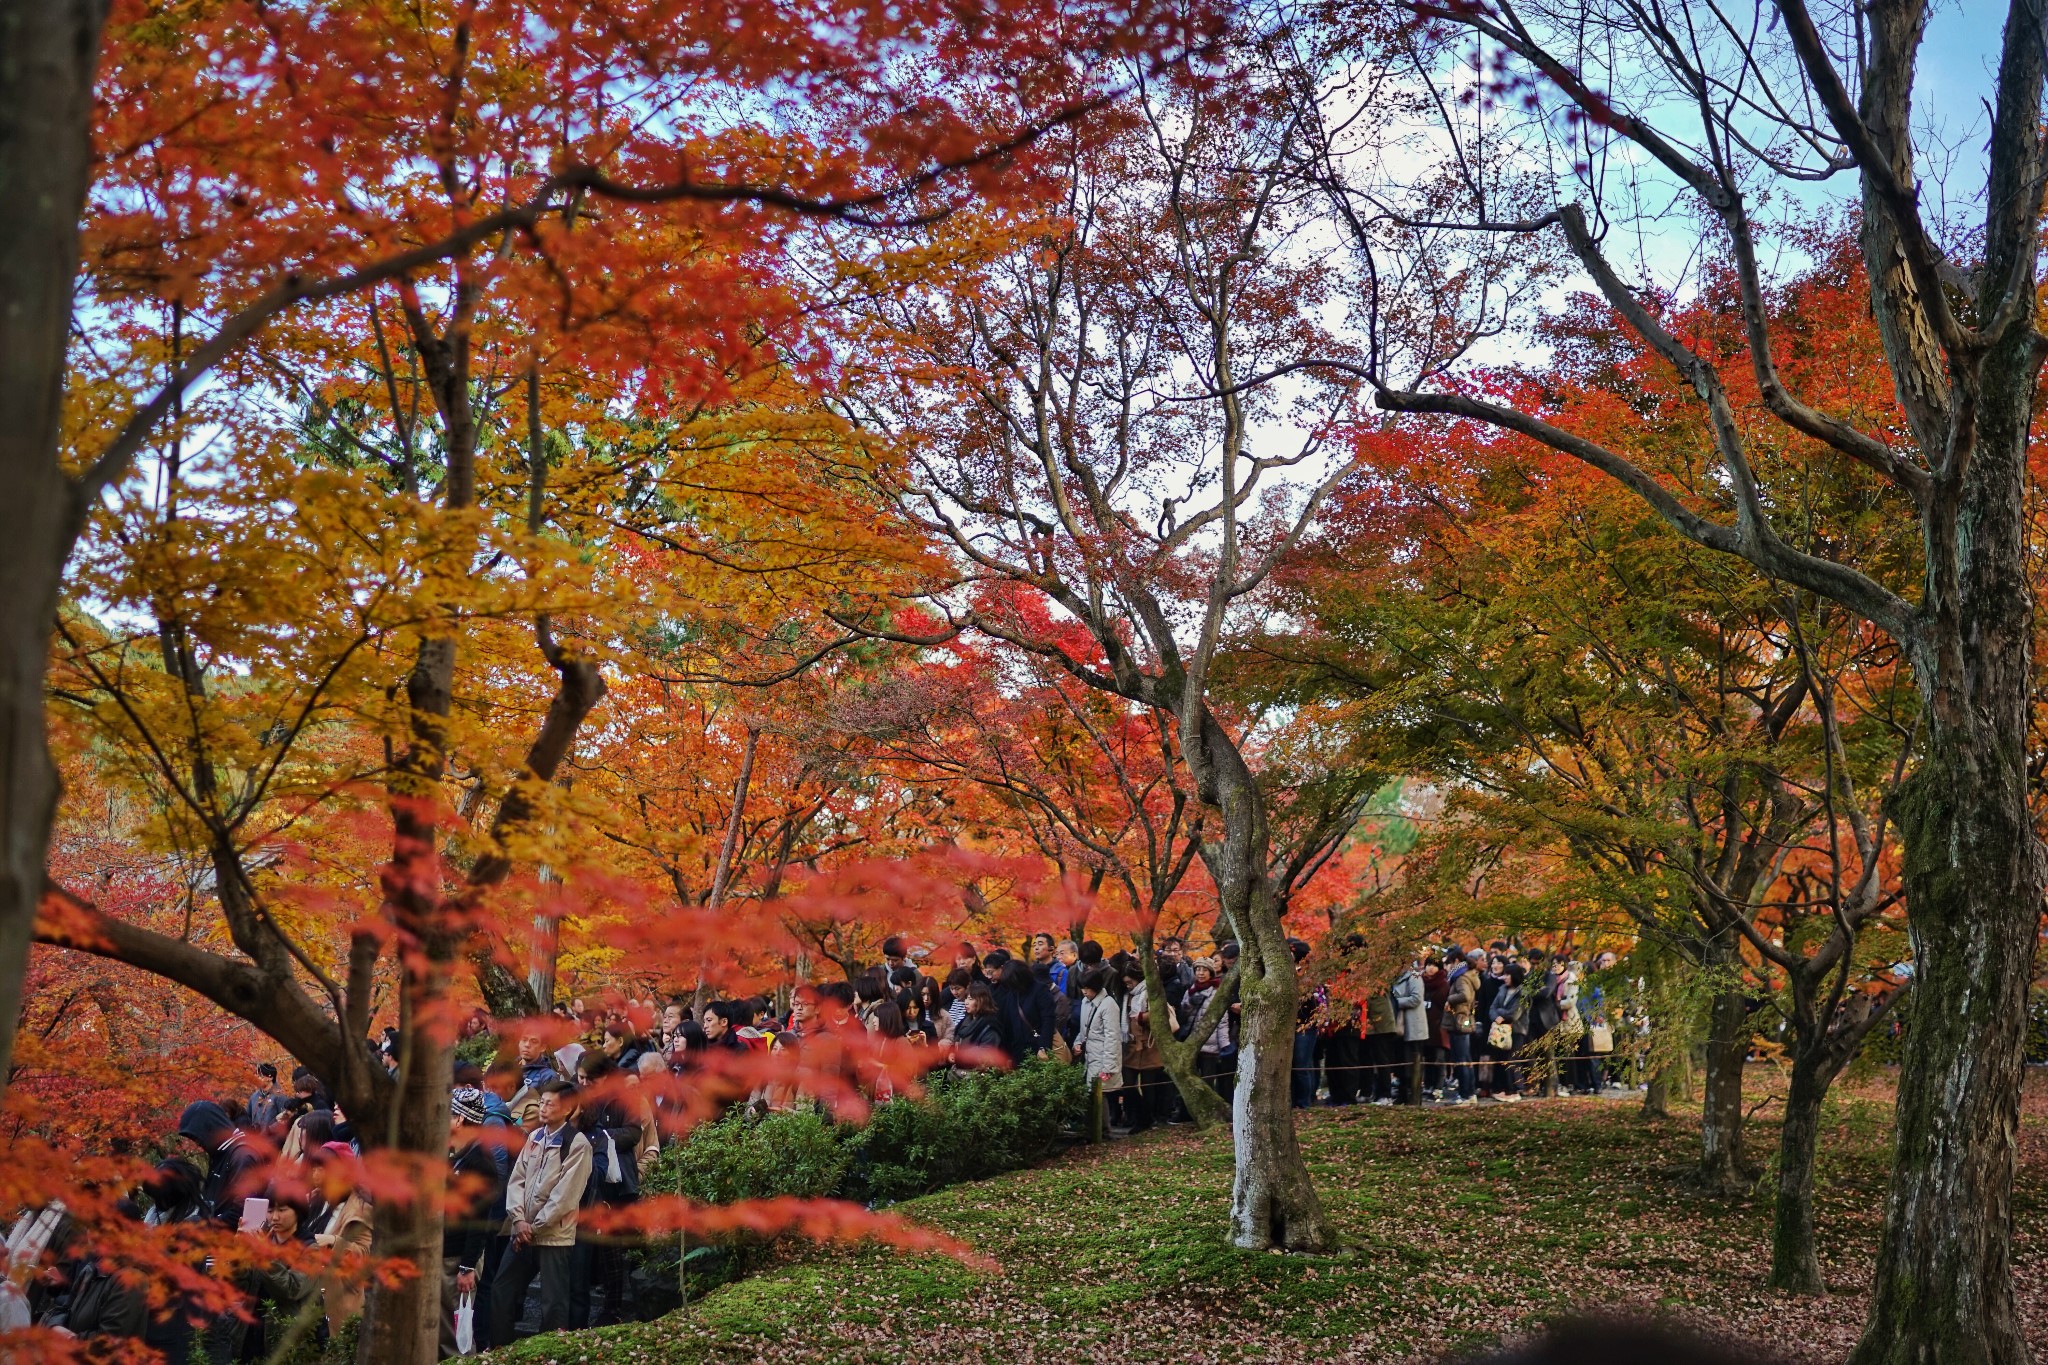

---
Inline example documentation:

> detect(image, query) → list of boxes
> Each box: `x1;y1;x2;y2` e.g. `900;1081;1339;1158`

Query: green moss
486;1089;2039;1364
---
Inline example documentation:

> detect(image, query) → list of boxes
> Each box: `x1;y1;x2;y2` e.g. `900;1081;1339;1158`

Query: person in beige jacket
488;1081;590;1345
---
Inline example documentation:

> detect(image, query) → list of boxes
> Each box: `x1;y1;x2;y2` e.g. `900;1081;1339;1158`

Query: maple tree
2;4;1222;1362
0;0;1217;1093
1297;3;2048;1355
830;46;1406;1250
1282;239;1920;1289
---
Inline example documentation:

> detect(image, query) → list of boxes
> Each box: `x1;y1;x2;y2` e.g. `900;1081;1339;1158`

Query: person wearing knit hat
447;1086;507;1355
451;1088;489;1127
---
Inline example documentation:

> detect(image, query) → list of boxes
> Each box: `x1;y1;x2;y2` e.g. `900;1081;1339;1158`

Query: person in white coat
1076;968;1123;1084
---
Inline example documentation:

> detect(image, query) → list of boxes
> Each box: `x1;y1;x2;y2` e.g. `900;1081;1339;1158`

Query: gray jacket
1077;993;1123;1080
1390;970;1429;1042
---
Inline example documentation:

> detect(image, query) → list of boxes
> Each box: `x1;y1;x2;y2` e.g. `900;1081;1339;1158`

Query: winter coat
991;984;1037;1063
1016;976;1059;1056
310;1191;373;1326
1528;967;1563;1034
1475;971;1504;1022
1486;982;1528;1045
1558;976;1580;1021
1181;984;1230;1053
1423;968;1450;1043
1076;993;1124;1081
37;1259;146;1341
256;1240;317;1315
502;1123;592;1248
1390;971;1429;1043
1446;964;1481;1034
1364;994;1400;1037
580;1097;643;1206
176;1102;264;1226
447;1141;504;1271
1121;981;1163;1070
507;1062;562;1128
950;1012;1003;1056
247;1086;288;1133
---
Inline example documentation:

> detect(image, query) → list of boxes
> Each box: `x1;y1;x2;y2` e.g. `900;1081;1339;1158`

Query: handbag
1588;1023;1614;1055
1052;1032;1074;1065
1487;1019;1514;1051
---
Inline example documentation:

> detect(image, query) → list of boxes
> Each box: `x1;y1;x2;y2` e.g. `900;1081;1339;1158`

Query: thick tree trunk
1850;755;2037;1364
1228;959;1331;1252
0;0;108;1095
1697;975;1752;1193
1769;1047;1831;1294
355;998;456;1365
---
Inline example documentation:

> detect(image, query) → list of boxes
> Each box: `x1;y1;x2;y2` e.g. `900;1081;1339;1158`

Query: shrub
848;1060;1087;1204
634;1106;855;1301
643;1107;852;1205
630;1061;1087;1308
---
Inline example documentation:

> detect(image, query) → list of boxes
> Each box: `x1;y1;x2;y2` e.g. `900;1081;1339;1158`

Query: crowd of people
0;932;1634;1359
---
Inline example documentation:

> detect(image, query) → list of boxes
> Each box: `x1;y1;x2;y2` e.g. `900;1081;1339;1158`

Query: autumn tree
1297;2;2046;1354
1282;257;1919;1282
10;5;1217;1362
0;0;1215;1103
838;50;1400;1249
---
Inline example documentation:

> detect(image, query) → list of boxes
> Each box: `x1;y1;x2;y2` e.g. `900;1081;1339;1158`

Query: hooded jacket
176;1101;264;1226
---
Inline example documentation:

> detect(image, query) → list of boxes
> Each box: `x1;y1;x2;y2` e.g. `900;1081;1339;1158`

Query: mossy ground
492;1076;2048;1363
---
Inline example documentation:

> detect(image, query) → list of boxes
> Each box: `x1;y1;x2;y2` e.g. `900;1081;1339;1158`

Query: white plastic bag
454;1291;475;1354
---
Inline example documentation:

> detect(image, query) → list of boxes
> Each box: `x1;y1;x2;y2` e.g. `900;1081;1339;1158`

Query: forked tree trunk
1154;1001;1229;1130
0;0;108;1096
1228;956;1330;1252
1697;973;1752;1193
1191;715;1333;1254
1769;1046;1831;1294
1139;934;1228;1130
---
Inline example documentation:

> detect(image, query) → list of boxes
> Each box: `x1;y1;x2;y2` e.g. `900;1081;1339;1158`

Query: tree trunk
1227;958;1331;1252
1156;1029;1228;1128
1849;754;2037;1364
1189;711;1333;1254
1138;934;1228;1130
1697;975;1752;1193
0;0;108;1095
1641;1066;1671;1120
355;998;456;1365
1769;1046;1830;1294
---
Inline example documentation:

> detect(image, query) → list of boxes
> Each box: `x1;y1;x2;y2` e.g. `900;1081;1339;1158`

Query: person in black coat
572;1054;641;1328
34;1215;148;1345
948;983;1005;1073
993;960;1054;1062
175;1101;264;1227
445;1092;506;1355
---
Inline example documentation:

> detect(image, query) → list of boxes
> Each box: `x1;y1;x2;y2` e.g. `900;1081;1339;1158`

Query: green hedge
849;1059;1087;1204
643;1106;852;1205
631;1061;1088;1308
